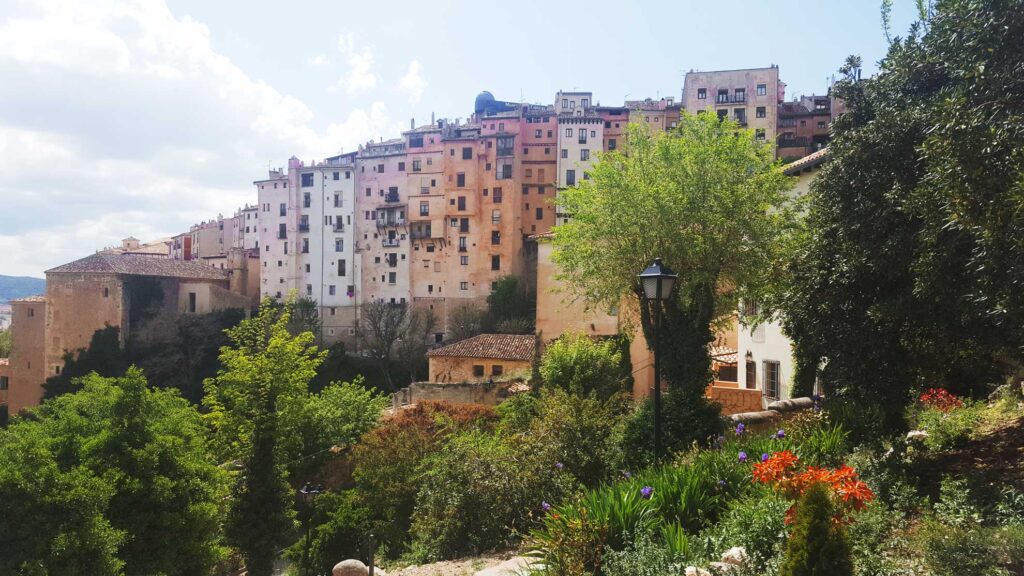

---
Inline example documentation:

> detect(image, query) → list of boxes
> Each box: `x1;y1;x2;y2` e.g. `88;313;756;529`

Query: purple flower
717;479;728;487
623;471;632;479
735;423;746;435
640;486;654;500
542;501;551;512
555;462;564;470
761;453;770;462
738;451;748;463
812;393;823;403
776;429;786;439
712;435;726;449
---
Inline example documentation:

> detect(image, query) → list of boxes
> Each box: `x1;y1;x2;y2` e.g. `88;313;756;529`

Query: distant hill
0;275;46;303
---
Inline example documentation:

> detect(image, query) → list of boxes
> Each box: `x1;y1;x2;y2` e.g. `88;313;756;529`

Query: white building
737;148;829;402
555;91;603;223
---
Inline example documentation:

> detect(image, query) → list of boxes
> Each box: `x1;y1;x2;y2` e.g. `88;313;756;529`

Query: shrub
914;400;984;450
918;520;1024;576
795;424;849;468
539;332;630;399
933;477;983;526
779;483;854;576
690;490;790;573
285;490;372;575
524;388;627;487
919;388;963;412
409;430;574;561
350;402;498;555
602;536;677;576
496;391;540;435
620;392;723;468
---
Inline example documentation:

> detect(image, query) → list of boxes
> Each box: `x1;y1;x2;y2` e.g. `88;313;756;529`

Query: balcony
333;223;345;232
376;217;406;228
410;229;432;240
382;239;400;248
385;192;401;203
277;231;287;239
298;223;310;232
716;93;746;104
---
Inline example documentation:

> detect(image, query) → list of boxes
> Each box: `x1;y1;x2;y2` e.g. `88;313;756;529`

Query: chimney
410;118;415;130
431;111;435;124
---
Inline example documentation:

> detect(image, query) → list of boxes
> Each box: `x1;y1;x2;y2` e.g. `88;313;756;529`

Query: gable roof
782;147;829;175
46;252;229;281
427;333;536;362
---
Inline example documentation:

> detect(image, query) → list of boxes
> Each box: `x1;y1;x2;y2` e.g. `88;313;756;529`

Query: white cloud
0;0;393;277
397;60;427;104
307;53;329;66
328;32;380;96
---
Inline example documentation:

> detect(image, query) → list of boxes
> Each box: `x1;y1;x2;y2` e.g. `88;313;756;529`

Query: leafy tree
0;369;227;575
284;490;372;575
43;326;127;399
355;300;408;391
0;328;10;357
784;0;1024;430
539;332;629;399
780;483;853;576
486;275;535;332
203;298;324;576
287;296;322;339
553;116;796;456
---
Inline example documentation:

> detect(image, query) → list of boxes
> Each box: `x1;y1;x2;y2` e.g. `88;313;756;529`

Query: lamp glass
641;276;660;299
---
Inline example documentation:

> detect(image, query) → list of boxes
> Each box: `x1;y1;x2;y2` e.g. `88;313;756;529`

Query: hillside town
2;1;1023;575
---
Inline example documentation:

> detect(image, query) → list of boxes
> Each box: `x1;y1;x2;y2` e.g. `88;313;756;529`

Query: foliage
918;519;1024;576
203;298;325;576
912;399;984;451
522;388;627;488
753;450;874;524
0;328;10;357
539;332;629;400
410;429;575;561
495;391;540;435
779;483;854;576
486;274;535;331
0;369;227;575
446;301;487;342
601;536;677;576
350;401;498;556
783;0;1024;432
393;305;437;383
285;296;321;337
620;391;723;468
284;490;372;576
690;490;790;573
795;424;849;468
919;388;963;413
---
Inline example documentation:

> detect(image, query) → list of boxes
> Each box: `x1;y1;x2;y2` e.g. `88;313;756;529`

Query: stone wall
427;355;532;384
393;380;523;408
709;385;765;416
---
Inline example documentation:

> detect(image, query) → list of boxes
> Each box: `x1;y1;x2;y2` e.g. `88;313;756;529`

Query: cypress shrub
780;483;853;576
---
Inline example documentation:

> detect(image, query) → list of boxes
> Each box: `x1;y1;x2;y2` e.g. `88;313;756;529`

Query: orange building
427;333;535;383
356;138;410;305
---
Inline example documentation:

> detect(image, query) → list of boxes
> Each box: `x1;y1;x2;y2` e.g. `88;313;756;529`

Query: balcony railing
277;231;287;239
376;217;406;228
382;239;400;248
385;192;401;203
333;223;344;232
716;93;746;104
410;229;432;239
298;223;310;232
458;246;467;252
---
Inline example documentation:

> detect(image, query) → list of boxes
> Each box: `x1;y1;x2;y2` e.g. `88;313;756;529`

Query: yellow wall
535;240;619;341
8;300;47;414
428;355;532;384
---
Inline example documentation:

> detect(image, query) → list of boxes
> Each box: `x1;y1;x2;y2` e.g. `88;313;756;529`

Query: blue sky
0;0;918;278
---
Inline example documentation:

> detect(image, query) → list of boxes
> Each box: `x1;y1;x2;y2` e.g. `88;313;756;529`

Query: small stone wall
728;396;816;426
708;386;764;416
393;380;525;409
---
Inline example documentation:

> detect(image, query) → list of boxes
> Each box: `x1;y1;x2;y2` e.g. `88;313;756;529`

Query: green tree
486;275;535;332
784;0;1024;431
0;328;10;357
780;483;853;576
355;300;408;391
43;325;127;399
203;298;325;576
553;116;795;456
0;369;227;575
539;332;629;399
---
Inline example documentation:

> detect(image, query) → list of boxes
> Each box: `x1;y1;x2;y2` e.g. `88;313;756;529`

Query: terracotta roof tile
427;333;536;362
782;147;829;175
46;252;229;281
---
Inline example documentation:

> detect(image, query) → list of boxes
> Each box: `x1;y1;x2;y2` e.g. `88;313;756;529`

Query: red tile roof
46;252;229;281
782;147;829;175
427;333;536;362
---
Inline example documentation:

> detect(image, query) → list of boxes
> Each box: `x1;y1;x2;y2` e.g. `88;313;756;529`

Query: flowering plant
752;450;874;524
920;388;963;412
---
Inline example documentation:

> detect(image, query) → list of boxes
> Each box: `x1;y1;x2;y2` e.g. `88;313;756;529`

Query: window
535;129;542;137
717;89;728;103
498;161;512;179
578;130;587;144
278;223;287;239
763;361;780;400
462;146;472;159
525;168;533;178
536;207;543;220
561;98;568;108
697;87;706;99
817;121;827;129
560;149;568;159
329;285;336;296
388;272;397;284
420;201;429;216
472;364;484;377
456;173;465;187
338;259;346;276
27;307;34;317
800;120;806;127
522;185;529;195
717;109;728;121
580;149;590;161
188;292;196;313
102;287;109;298
757;83;767;96
279;203;287;217
460;281;469;291
756;106;766;118
301;173;314;187
460;217;470;233
460;255;469;265
493;187;503;203
538;168;546;181
458;196;466;211
746;360;757;389
301;238;309;253
497;136;514;156
566;169;576;186
581;98;589;108
734;108;746;124
377;163;384;173
565;127;572;137
491;364;504;376
458;237;467;251
398;161;405;171
335;238;344;252
409;135;424;147
608;138;616;150
491;255;500;271
734;88;745;101
0;376;7;391
755;128;766;141
491;230;500;245
412;159;421;171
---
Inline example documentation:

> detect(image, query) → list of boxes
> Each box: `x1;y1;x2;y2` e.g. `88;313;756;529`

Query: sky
0;0;919;278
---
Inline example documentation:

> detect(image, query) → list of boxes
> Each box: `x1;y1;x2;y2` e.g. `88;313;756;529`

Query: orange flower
752;450;800;483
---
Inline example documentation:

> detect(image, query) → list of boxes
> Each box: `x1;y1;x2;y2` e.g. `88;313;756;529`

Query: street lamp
299;482;324;576
638;257;677;460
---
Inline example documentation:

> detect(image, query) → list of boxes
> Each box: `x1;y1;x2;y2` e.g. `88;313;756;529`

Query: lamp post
638;258;677;460
299;482;324;576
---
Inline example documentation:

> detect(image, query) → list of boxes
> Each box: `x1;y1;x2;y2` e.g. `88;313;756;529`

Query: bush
539;332;630;400
691;490;790;573
524;388;627;488
350;402;498;556
496;392;540;435
913;400;985;451
602;536;677;576
409;430;575;560
285;490;372;575
795;424;849;468
620;393;723;468
780;483;854;576
918;520;1024;576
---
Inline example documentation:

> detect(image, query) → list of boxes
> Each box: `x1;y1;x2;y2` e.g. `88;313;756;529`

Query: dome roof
474;91;496;113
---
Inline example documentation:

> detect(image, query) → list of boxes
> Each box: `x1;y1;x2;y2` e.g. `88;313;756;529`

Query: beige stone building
426;333;535;383
4;252;250;415
683;66;785;147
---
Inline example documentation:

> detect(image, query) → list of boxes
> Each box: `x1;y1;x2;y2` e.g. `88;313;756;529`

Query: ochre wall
44;273;125;379
428;355;532;384
8;300;47;415
535;240;619;341
709;385;765;416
